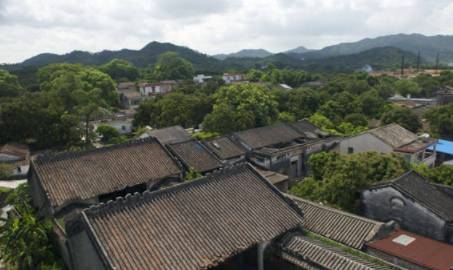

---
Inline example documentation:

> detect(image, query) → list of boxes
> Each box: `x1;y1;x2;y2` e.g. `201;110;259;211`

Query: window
347;147;354;154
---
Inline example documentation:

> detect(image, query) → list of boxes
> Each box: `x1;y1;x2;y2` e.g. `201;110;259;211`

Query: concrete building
222;73;245;84
337;123;437;166
361;171;453;244
193;74;213;84
138;80;176;96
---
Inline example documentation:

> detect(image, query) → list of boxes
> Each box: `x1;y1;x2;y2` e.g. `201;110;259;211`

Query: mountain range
2;33;452;74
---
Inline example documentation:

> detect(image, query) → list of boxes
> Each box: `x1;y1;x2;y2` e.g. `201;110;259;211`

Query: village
1;67;453;269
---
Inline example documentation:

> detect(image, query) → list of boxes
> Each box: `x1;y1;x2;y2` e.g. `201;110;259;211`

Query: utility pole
416;50;420;72
435;52;440;71
401;55;405;77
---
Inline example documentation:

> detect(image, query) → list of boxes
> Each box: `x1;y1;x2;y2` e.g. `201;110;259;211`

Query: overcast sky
1;0;453;63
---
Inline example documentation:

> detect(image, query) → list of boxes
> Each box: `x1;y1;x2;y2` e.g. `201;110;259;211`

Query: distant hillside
213;49;273;60
299;47;422;72
283;46;312;54
15;42;223;73
297;33;453;64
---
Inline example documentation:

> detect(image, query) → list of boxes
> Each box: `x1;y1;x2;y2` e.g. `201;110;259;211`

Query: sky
1;0;453;63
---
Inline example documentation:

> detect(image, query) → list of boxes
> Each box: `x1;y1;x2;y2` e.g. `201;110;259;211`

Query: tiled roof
255;168;288;184
77;163;304;270
368;124;418;149
367;229;453;270
371;171;453;221
279;234;392;270
0;143;29;166
203;136;246;160
168;140;222;173
142;125;192;145
32;138;181;212
233;122;302;150
289;119;328;139
287;195;387;249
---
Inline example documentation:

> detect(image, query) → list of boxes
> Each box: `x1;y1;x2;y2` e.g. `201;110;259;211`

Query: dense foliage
0;69;23;98
290;152;409;211
381;106;422;132
414;164;453;187
424;104;453;138
0;184;63;269
152;52;194;80
99;59;140;82
202;84;278;134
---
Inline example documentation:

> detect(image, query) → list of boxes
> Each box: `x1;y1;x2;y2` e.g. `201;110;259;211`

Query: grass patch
305;230;398;269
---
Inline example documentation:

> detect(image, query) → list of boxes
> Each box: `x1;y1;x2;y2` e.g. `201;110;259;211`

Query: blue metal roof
429;139;453;155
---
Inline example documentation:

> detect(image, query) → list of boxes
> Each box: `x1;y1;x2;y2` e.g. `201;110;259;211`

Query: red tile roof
367;229;453;270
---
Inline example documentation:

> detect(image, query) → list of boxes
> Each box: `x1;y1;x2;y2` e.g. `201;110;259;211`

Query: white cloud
0;0;452;63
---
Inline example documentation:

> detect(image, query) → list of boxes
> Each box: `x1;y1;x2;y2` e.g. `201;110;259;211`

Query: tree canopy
202;84;278;134
152;52;194;80
381;106;421;133
0;69;23;98
290;152;409;211
424;104;453;139
99;58;140;82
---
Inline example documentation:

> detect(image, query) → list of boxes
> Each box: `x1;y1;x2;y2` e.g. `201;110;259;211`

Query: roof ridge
34;137;159;164
83;162;253;216
286;194;383;225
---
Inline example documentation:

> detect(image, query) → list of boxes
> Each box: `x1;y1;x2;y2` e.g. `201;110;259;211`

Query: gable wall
361;187;448;242
338;133;393;155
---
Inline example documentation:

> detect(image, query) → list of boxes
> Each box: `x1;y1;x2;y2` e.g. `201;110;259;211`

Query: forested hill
11;42;223;73
298;47;423;72
2;42;427;74
297;33;453;64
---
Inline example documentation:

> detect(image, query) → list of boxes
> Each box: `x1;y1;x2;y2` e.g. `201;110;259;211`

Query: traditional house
232;121;336;179
273;234;395;270
222;73;245;84
366;229;453;270
255;167;290;192
203;136;247;165
337;124;437;166
168;140;222;174
140;125;192;145
287;195;393;250
361;171;453;243
65;163;304;270
117;82;142;108
0;143;30;178
29;137;182;217
139;80;176;96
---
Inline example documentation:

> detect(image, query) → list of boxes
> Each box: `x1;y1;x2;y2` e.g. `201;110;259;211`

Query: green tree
344;113;368;127
414;164;453;187
203;84;278;134
153;52;194;80
424;104;453;138
0;184;63;269
290;152;408;211
0;69;23;98
99;59;140;81
394;79;422;97
96;125;122;144
381;106;421;132
0;93;81;148
357;90;385;118
0;164;14;179
134;93;211;128
286;87;321;119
